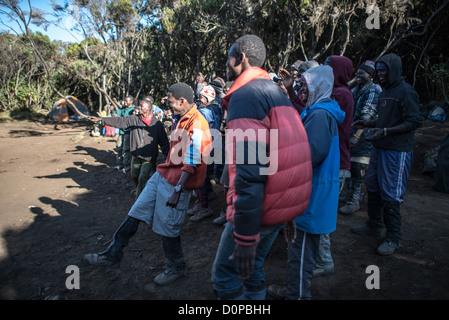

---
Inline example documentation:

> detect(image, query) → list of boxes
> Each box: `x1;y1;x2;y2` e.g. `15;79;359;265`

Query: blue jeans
286;230;320;300
211;222;284;300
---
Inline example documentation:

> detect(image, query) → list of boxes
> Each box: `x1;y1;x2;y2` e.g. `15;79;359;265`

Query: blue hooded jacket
296;65;345;234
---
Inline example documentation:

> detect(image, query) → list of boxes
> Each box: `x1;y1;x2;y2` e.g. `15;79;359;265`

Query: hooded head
324;55;354;89
299;60;319;74
302;65;334;108
375;53;403;88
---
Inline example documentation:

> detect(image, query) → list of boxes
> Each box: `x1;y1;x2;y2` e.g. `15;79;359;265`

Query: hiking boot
154;269;186;286
213;208;227;226
339;195;350;204
351;222;384;237
187;201;201;216
376;240;401;256
267;285;286;300
339;201;360;215
83;253;119;268
339;181;362;215
312;265;335;278
189;207;213;222
113;165;123;171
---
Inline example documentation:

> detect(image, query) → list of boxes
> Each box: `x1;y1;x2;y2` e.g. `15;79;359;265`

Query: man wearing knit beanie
339;60;381;216
358;60;376;76
291;59;304;93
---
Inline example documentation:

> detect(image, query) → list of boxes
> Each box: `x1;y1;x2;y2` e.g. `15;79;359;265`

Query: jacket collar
221;67;270;110
173;104;198;128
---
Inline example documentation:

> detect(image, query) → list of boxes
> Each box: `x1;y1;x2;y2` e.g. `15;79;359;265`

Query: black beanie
358;60;375;75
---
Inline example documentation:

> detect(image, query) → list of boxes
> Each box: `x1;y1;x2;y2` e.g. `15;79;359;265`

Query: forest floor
0;118;448;301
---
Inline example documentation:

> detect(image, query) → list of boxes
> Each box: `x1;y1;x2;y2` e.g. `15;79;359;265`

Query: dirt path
0;119;448;300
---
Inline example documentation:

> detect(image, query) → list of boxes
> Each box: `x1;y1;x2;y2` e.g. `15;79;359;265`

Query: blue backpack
206;103;223;131
427;103;448;123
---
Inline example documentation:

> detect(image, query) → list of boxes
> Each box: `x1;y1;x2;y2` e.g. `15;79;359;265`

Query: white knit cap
200;85;216;103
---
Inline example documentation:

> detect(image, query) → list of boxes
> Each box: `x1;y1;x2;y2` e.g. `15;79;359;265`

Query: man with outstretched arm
89;97;169;198
84;83;212;286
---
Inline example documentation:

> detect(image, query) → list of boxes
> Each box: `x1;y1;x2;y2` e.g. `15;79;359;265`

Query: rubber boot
366;191;384;229
161;236;186;275
101;216;140;262
350;191;384;237
377;202;402;255
383;202;402;244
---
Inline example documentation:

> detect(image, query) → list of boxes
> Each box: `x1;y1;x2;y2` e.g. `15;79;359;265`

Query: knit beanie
210;77;225;89
209;77;226;95
200;85;216;103
291;60;303;71
358;60;375;75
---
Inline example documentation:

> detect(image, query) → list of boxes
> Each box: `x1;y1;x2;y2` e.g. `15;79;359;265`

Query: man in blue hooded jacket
269;65;345;300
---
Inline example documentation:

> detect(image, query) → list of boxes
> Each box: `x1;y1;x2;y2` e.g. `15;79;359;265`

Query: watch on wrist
174;185;182;193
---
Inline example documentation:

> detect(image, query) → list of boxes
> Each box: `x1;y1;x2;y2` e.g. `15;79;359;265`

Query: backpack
102;125;119;137
427;103;448;122
207;103;223;131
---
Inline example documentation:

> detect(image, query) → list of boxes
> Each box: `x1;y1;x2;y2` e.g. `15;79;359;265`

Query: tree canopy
1;0;448;113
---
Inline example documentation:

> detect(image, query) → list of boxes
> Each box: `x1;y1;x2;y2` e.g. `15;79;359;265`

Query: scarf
140;112;153;126
221;67;271;110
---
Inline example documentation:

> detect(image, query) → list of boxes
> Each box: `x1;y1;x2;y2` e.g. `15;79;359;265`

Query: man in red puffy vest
211;34;313;300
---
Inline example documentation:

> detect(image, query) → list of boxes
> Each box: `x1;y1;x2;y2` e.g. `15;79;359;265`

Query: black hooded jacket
373;54;422;152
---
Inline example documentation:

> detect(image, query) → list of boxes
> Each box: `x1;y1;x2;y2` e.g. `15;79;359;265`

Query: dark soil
0;119;448;301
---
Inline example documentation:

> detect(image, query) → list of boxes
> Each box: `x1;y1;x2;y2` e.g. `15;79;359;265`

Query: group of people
83;34;422;300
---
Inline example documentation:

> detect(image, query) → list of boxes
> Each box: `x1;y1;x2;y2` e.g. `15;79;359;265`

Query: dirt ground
0;118;448;301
